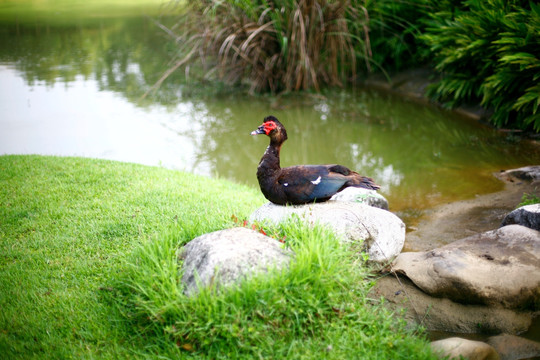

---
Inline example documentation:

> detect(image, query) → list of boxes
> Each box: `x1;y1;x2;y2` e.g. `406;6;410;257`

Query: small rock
486;334;540;360
431;337;500;360
179;227;292;295
501;204;540;231
250;202;405;263
392;225;540;309
498;166;540;182
329;187;389;210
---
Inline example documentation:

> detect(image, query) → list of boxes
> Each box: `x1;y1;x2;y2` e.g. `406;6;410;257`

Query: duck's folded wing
279;165;349;204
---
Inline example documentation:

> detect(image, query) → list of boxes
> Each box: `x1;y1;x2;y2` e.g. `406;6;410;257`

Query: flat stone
179;227;292;295
392;225;540;309
497;166;540;182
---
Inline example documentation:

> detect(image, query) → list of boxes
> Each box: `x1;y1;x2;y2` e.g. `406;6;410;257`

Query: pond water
1;1;539;226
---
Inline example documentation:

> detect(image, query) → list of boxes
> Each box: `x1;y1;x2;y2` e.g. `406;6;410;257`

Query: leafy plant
422;0;540;131
361;0;431;73
519;192;540;207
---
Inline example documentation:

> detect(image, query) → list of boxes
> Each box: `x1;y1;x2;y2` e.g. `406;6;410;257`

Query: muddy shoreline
363;68;540;252
405;172;540;252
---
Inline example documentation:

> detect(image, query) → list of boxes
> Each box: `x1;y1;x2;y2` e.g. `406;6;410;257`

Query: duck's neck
257;140;282;178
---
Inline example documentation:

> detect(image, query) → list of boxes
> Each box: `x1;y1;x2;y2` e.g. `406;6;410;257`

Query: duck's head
251;115;288;143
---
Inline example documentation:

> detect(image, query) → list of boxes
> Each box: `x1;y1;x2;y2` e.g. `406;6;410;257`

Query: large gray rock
430;337;500;360
501;204;540;231
250;202;405;263
392;225;540;309
370;275;532;335
179;227;292;295
329;187;389;210
486;334;540;360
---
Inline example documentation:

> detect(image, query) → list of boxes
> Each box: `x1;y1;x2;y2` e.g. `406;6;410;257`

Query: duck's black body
252;115;380;205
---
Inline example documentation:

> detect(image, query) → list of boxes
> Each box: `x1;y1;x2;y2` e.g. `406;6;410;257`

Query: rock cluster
174;166;540;359
372;165;540;359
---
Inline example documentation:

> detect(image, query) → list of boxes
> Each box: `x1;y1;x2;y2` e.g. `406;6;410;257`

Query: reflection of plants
0;17;175;106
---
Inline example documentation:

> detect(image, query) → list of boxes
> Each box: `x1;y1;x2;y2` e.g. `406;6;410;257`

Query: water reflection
0;12;539;216
191;91;538;211
0;16;174;105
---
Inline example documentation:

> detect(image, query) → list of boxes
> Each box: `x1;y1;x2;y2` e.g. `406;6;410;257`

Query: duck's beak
251;125;265;136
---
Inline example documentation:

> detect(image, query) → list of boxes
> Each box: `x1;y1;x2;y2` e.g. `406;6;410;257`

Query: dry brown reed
151;0;370;95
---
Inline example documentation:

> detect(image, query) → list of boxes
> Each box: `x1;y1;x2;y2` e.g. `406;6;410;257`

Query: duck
251;115;380;205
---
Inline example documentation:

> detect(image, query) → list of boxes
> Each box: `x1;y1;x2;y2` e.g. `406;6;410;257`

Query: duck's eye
264;121;277;134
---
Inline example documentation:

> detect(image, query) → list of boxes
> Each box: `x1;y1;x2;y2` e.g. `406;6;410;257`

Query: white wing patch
283;183;288;187
311;176;322;185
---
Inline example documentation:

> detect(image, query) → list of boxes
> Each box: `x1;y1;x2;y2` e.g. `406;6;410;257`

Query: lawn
0;155;436;359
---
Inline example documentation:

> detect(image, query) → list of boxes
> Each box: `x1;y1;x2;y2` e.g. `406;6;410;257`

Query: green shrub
362;0;431;73
422;0;540;131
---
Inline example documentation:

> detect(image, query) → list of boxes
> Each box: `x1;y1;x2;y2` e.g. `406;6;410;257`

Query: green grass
0;155;436;359
0;155;263;358
117;221;436;359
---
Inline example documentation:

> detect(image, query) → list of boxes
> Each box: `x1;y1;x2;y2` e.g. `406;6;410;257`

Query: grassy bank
0;155;263;358
0;155;435;358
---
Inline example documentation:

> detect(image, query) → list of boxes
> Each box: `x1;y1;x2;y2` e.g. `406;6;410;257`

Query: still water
1;2;538;223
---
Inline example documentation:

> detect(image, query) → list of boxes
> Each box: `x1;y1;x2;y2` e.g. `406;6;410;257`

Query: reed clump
165;0;371;94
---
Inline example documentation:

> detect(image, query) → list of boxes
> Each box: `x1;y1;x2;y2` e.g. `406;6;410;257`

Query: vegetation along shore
163;0;540;132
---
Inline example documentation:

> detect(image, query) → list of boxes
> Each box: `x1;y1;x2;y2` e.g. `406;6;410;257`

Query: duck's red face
251;120;278;136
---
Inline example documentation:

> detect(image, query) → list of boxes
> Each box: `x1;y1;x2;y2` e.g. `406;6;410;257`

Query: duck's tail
328;165;380;191
348;175;380;190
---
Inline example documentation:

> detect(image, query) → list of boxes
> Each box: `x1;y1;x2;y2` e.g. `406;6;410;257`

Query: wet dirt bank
404;169;539;252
